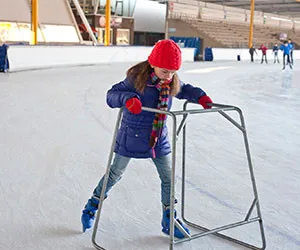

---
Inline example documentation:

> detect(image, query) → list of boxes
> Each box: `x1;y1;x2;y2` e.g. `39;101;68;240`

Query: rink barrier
91;102;266;250
6;45;299;72
7;45;195;72
211;48;299;61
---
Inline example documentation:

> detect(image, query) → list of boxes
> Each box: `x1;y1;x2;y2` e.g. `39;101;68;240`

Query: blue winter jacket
106;77;207;158
280;44;291;55
272;46;279;53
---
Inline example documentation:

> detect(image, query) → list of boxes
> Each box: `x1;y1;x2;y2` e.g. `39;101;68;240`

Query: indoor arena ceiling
203;0;300;18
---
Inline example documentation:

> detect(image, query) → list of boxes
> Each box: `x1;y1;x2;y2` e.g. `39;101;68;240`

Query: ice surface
0;60;299;250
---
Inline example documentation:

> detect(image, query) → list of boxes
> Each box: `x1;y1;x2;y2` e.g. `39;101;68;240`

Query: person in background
288;39;294;65
80;39;213;238
272;43;280;64
280;41;292;70
259;44;268;64
0;41;9;72
249;46;257;62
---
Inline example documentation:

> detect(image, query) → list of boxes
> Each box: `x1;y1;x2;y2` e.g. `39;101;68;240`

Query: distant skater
272;43;280;64
249;46;257;62
288;39;294;65
280;41;292;70
259;44;268;64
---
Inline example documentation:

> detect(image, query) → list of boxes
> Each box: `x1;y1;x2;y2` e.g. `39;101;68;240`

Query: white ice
0;60;299;250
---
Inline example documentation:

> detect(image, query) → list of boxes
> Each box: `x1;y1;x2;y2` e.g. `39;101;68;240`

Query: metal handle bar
141;102;242;117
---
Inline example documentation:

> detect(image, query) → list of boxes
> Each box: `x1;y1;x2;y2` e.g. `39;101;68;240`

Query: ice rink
0;60;299;250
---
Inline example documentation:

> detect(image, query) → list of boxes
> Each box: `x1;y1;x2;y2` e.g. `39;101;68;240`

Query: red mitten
198;95;212;109
125;97;142;114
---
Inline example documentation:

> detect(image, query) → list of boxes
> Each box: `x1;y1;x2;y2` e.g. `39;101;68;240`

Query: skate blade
82;225;88;232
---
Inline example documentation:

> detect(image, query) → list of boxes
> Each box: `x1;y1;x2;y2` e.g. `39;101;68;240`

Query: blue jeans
93;153;172;206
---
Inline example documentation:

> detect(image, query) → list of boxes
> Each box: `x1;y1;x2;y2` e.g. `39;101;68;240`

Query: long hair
126;60;180;96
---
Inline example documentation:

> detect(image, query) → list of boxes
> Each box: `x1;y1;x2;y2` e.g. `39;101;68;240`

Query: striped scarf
149;71;172;150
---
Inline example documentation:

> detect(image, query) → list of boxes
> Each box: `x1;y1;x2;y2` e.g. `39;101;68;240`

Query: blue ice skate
161;208;190;239
81;197;99;232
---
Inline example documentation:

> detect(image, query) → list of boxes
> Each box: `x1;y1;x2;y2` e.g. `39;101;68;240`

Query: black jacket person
249;46;257;62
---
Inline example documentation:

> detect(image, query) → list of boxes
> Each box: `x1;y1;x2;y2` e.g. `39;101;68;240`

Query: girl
81;39;213;238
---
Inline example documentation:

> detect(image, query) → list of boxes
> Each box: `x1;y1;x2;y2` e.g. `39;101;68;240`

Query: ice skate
81;197;99;232
161;207;190;239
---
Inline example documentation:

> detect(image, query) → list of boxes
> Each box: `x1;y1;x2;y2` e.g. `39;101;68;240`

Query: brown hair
126;60;180;96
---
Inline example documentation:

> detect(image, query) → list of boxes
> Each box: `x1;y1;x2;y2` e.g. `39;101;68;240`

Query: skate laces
165;209;177;219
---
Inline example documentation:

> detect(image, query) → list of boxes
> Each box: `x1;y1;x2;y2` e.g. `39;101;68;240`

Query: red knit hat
148;39;182;70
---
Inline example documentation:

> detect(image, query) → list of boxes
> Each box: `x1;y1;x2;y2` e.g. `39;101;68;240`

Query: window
97;27;113;44
116;29;130;45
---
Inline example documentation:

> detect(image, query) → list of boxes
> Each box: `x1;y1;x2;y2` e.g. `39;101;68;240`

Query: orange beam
248;0;255;48
104;0;111;46
31;0;38;45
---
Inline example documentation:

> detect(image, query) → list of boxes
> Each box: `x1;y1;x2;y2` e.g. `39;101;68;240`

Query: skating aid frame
91;102;266;250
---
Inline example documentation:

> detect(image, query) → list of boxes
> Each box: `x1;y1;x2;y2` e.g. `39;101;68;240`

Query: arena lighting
271;16;292;22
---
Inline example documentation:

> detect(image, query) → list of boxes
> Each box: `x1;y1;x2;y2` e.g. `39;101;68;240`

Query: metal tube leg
92;109;123;250
181;112;188;224
169;113;177;250
236;108;266;249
